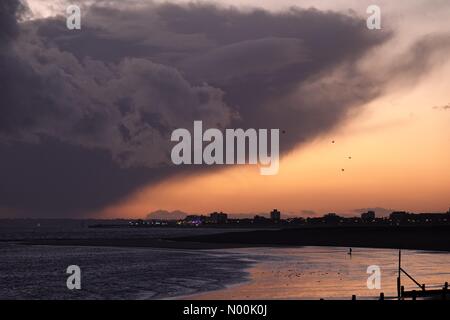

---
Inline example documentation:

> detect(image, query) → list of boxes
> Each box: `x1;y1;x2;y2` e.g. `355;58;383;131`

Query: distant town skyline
122;208;450;229
144;207;450;221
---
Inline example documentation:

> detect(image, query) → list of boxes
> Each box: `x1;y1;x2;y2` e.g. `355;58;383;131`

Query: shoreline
11;225;450;252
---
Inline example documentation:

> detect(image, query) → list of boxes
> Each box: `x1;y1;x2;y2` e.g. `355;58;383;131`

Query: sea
1;219;449;300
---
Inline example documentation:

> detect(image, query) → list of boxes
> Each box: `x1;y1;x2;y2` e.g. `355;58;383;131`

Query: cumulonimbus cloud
0;0;447;217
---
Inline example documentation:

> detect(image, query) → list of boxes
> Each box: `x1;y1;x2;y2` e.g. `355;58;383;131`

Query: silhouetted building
184;215;207;226
389;211;450;225
253;215;269;224
209;212;228;224
323;213;341;225
270;209;281;221
287;217;306;225
389;211;410;224
416;212;450;224
361;211;376;222
129;219;145;226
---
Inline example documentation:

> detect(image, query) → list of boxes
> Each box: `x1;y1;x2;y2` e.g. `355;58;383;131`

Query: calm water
192;247;450;300
0;220;252;299
0;243;251;299
1;221;449;300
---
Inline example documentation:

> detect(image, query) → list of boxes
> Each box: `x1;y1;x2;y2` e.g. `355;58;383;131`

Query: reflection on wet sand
189;247;450;300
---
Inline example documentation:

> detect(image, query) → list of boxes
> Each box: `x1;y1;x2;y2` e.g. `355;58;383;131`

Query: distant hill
146;210;189;220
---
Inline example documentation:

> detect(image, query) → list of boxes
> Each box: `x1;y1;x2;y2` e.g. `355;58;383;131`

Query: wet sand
173;225;450;252
183;246;450;300
16;238;247;249
16;225;450;252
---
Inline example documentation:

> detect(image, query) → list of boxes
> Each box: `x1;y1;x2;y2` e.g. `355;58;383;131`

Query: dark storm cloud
0;0;21;45
29;2;390;155
0;137;163;216
2;0;234;217
0;0;49;135
0;0;444;217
